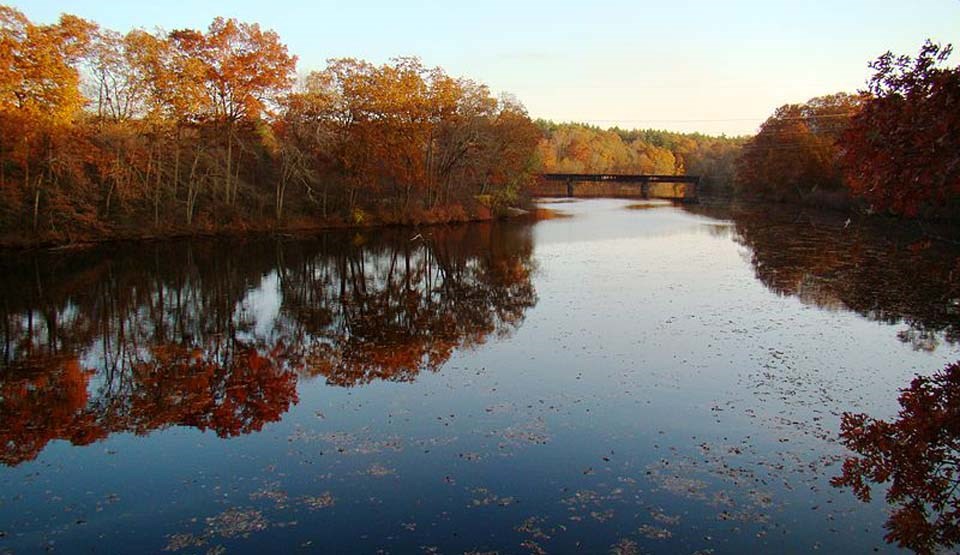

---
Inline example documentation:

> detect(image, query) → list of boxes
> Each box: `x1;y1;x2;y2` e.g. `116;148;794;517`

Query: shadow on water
0;223;537;466
687;202;960;350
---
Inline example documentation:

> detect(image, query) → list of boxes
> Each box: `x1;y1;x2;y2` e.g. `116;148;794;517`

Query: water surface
2;198;958;553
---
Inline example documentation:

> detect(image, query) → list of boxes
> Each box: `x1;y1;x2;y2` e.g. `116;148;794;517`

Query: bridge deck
541;173;700;184
535;173;701;202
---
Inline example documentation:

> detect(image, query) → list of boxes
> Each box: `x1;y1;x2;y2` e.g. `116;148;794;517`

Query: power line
561;113;859;124
579;118;765;123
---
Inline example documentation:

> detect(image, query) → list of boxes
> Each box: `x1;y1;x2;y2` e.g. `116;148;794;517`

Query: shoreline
0;208;548;252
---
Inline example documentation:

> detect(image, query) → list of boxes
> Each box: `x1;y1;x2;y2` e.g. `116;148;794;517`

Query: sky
9;0;960;135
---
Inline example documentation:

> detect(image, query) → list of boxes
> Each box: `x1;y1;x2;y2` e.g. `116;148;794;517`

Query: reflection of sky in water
534;197;727;244
237;271;281;340
1;199;957;553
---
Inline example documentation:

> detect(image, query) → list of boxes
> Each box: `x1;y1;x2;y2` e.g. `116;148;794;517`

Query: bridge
534;173;700;202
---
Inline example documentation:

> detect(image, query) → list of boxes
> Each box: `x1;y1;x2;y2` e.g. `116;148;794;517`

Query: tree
840;41;960;217
478;97;541;205
0;6;94;122
85;29;148;121
284;58;540;220
0;7;96;232
176;18;297;206
735;93;863;201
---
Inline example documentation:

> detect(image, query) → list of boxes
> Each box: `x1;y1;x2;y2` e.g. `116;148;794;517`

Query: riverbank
691;196;960;249
0;202;544;250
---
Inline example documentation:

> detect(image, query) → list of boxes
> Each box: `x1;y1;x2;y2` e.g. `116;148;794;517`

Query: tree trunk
32;185;40;232
186;148;202;225
173;127;181;198
275;166;286;221
322;182;328;218
154;147;163;227
105;182;114;219
225;125;233;205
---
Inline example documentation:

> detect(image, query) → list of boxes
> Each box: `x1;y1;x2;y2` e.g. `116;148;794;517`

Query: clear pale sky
10;0;960;135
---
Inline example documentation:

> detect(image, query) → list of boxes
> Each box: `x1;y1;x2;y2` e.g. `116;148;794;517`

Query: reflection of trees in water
278;226;536;386
0;224;537;465
832;361;960;554
689;203;960;349
688;204;960;550
0;356;98;466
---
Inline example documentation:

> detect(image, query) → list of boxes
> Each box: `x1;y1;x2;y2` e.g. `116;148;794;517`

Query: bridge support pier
566;179;573;197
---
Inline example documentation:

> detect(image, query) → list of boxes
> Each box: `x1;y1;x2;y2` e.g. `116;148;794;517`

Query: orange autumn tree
283;57;540;222
185;17;297;207
0;6;96;233
0;7;92;122
536;123;678;175
0;7;540;244
734;92;863;202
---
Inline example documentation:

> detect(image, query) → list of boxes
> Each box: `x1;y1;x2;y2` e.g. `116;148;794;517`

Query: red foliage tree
840;41;960;216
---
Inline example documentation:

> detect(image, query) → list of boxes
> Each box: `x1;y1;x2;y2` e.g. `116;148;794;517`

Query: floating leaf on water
205;508;268;538
164;533;206;552
300;492;336;510
637;524;672;540
609;538;640;555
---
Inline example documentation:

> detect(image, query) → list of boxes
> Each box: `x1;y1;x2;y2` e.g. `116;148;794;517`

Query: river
1;198;958;553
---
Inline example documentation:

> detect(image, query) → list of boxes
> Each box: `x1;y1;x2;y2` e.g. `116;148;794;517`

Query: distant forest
1;3;958;246
534;121;745;193
539;40;959;217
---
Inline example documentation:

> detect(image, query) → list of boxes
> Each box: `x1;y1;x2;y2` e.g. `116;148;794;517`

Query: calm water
1;198;958;554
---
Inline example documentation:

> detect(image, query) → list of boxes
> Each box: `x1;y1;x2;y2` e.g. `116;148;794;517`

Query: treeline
0;6;541;245
535;120;745;193
736;41;960;217
735;93;864;205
